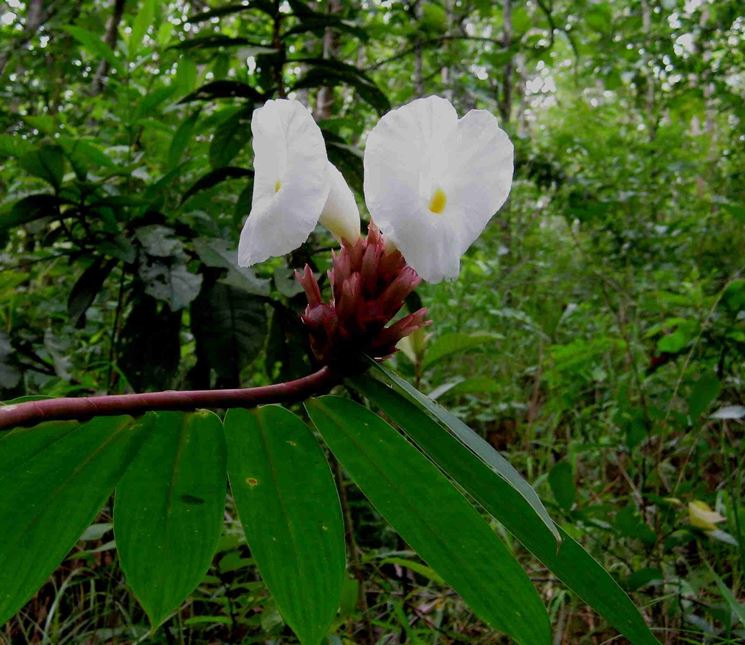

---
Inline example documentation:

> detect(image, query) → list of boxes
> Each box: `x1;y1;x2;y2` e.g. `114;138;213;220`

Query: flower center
428;188;447;214
274;179;282;193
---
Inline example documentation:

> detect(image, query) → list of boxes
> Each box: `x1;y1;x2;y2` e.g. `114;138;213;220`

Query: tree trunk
499;0;513;123
91;0;126;94
314;0;342;120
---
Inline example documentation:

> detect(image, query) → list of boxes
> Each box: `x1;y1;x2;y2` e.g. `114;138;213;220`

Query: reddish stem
0;367;339;430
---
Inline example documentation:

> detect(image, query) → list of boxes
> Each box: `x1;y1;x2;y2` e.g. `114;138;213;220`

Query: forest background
0;0;744;643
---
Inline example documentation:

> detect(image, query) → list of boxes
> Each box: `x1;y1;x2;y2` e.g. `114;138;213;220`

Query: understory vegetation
0;0;743;643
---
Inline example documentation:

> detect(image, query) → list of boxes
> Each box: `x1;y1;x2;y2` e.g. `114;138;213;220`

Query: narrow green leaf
292;67;389;115
360;360;559;542
353;372;659;645
306;396;550;645
0;416;146;625
63;26;124;75
210;105;253;169
129;0;157;55
181;166;253;203
225;406;345;645
115;411;226;626
709;566;745;627
179;80;264;104
3;194;70;230
548;461;576;512
19;145;65;189
68;257;117;327
167;109;201;169
59;137;117;179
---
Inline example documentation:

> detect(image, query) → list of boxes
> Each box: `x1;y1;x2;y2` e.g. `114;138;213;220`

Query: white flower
319;162;361;246
238;99;359;267
363;96;514;282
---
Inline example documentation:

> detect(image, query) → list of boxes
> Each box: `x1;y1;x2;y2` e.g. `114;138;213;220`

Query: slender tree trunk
314;0;342;119
640;0;656;139
91;0;126;94
499;0;513;123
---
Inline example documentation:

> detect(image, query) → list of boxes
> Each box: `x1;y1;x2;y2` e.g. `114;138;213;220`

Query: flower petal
238;99;329;266
319;162;360;244
363;96;513;283
445;109;514;252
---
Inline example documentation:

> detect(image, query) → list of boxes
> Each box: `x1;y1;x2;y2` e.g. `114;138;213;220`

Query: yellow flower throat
428;188;447;214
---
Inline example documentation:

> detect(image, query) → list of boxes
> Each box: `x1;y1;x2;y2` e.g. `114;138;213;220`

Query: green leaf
59;137;117;179
687;373;721;419
139;259;203;311
548;461;576;512
656;319;699;354
422;331;499;369
63;26;124;75
0;133;34;158
170;35;276;53
352;368;659;645
614;507;656;546
181;166;253;203
0;332;21;388
722;278;745;313
709;566;745;627
306;396;550;645
115;411;226;626
129;0;157;56
187;1;275;23
292;66;389;115
224;406;345;645
179;80;264;104
19;144;65;189
134;86;176;121
193;237;270;295
2;194;68;230
167;109;201;169
118;294;182;391
190;282;267;388
0;416;146;625
210;105;253;168
358;361;559;542
68;258;117;327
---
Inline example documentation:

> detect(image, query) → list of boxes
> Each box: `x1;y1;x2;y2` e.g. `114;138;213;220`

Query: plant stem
0;367;339;430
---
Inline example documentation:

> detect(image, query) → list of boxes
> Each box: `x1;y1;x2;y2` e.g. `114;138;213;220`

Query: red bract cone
296;224;430;365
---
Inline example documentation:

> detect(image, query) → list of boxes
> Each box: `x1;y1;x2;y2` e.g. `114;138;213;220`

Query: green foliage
225;406;345;645
307;396;551;645
354;366;658;645
114;411;226;627
0;417;146;625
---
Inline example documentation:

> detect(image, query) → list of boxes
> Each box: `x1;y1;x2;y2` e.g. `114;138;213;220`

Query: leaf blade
306;396;550;645
352;371;659;645
114;411;226;626
224;406;345;645
359;360;559;542
0;416;146;625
